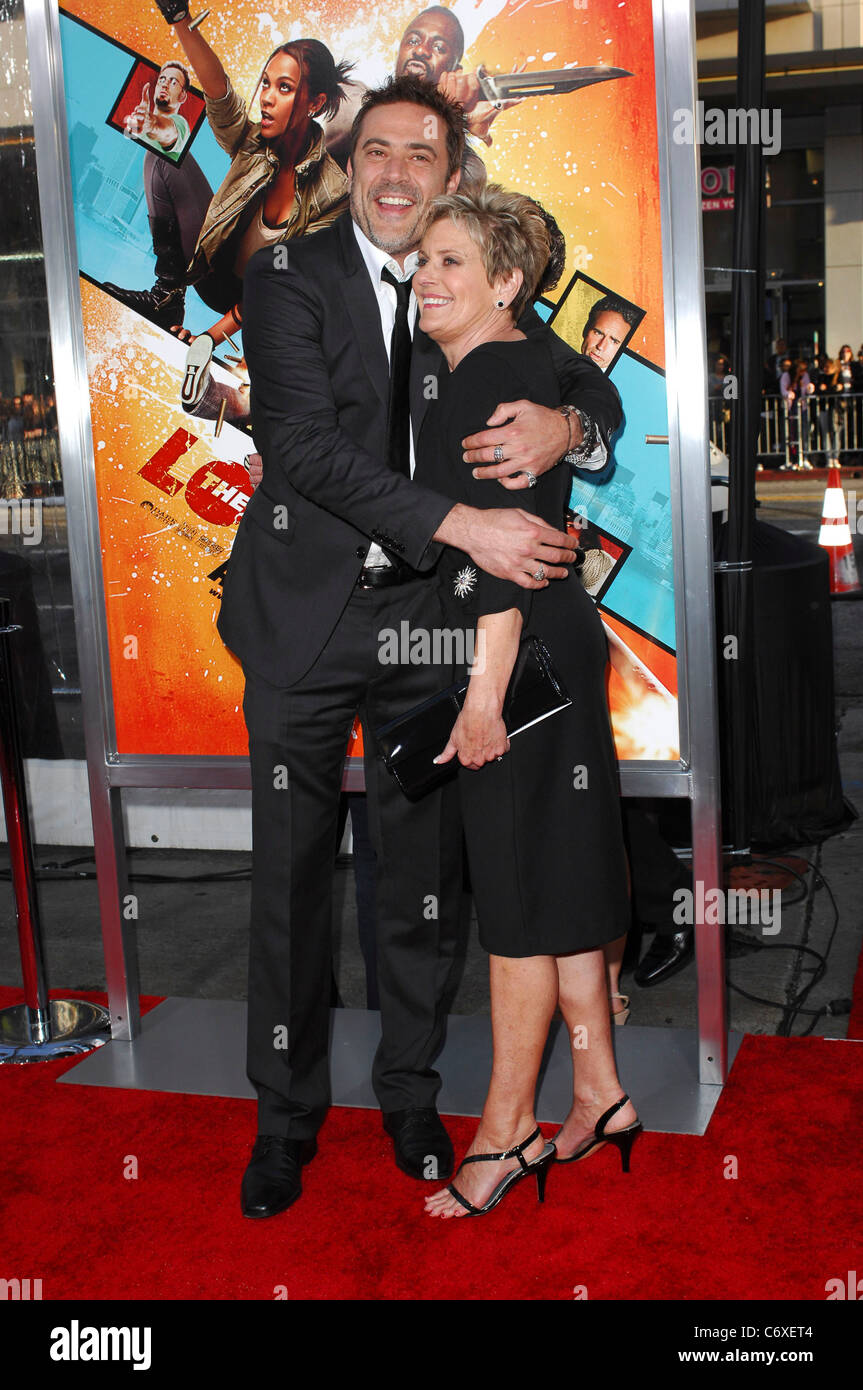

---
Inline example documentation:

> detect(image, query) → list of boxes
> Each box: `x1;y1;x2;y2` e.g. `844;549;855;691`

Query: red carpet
2;988;861;1301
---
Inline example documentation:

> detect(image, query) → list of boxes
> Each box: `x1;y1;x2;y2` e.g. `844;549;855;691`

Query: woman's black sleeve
439;351;541;620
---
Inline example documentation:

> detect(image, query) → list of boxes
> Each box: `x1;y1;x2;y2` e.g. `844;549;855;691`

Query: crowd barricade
709;393;863;468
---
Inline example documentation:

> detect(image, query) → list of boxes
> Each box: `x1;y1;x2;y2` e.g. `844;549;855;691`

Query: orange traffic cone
819;463;862;598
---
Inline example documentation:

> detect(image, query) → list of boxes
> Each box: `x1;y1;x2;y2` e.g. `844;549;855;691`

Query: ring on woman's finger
493;444;505;463
524;469;537;487
532;564;546;582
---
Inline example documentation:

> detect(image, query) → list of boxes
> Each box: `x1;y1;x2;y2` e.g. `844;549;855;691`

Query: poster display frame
23;0;725;1083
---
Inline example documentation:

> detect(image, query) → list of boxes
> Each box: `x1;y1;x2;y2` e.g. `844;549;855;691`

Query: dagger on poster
476;65;632;106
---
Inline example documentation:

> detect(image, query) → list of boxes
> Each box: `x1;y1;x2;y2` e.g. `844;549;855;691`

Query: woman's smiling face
415;217;517;347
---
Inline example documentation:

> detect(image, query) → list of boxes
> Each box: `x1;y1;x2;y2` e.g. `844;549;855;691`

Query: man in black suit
219;76;622;1218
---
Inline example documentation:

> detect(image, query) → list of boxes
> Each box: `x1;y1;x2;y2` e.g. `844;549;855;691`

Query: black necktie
381;266;412;479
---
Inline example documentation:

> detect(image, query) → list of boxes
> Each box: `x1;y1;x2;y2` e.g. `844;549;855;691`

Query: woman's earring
496;299;505;309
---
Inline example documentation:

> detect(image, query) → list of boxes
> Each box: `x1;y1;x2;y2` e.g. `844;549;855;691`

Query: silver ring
524;469;537;487
533;565;546;582
493;444;505;464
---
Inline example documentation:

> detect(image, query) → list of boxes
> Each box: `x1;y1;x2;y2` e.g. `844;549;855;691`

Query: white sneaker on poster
181;333;215;410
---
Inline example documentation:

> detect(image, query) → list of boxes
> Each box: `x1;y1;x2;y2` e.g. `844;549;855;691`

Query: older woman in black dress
413;187;640;1218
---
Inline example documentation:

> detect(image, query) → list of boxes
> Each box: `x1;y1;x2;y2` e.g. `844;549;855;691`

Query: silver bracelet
560;406;598;464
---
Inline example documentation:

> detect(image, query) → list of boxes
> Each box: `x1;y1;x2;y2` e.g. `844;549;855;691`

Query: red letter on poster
185;459;254;526
139;429;199;497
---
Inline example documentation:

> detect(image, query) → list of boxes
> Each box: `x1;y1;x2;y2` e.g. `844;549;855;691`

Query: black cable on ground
723;850;846;1036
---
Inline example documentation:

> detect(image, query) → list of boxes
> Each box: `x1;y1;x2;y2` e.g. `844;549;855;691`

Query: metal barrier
710;392;863;467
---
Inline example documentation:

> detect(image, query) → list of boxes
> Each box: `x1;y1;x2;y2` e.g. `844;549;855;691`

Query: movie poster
58;0;677;761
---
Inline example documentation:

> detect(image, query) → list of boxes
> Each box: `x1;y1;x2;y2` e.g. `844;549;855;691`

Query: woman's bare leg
554;947;637;1158
606;933;629;1019
425;953;557;1218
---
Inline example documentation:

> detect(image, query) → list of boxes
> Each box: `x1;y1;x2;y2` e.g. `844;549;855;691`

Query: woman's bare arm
170;14;229;100
436;609;523;770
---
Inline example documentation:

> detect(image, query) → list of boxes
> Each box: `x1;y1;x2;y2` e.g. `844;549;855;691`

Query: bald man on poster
323;4;522;181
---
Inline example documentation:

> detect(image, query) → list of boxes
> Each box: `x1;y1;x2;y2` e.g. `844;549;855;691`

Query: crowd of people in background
709;339;863;468
0;391;60;497
0;392;57;442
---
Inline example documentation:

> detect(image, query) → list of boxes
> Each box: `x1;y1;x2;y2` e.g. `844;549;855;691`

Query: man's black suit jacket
218;212;621;688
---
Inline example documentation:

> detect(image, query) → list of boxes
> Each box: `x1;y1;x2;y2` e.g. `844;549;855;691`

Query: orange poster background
63;0;665;363
67;0;668;758
82;280;249;754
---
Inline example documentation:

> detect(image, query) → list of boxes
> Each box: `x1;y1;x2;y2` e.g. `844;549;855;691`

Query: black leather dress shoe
382;1107;454;1181
241;1135;317;1219
634;929;694;987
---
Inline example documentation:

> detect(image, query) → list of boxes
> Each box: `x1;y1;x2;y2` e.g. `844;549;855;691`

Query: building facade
697;0;863;361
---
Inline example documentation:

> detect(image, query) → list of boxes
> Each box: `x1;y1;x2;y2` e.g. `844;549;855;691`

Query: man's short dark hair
583;293;641;337
349;74;466;179
161;60;191;93
528;198;565;294
407;6;466;67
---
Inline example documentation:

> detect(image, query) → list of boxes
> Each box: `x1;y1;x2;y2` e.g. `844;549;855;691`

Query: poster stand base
58;997;741;1136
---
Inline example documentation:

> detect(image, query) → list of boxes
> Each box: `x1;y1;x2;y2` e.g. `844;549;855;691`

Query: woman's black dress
414;338;630;957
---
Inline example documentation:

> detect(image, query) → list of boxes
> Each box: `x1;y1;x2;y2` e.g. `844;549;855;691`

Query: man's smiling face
348;101;459;257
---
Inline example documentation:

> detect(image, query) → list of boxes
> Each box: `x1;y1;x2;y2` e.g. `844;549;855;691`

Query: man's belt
477;65;631;103
356;561;418;590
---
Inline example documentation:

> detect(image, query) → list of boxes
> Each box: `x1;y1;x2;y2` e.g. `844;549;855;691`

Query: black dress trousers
242;576;463;1138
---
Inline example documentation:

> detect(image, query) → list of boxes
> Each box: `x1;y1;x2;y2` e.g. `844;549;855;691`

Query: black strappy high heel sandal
554;1095;642;1173
444;1127;556;1216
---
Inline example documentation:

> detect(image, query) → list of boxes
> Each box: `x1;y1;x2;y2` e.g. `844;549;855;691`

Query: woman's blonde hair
421;184;552;320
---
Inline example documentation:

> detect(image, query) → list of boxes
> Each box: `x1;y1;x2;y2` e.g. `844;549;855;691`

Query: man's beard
350;181;425;255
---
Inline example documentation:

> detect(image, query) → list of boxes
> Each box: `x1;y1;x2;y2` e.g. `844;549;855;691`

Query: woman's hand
435;612;521;769
435;696;510;771
154;2;191;24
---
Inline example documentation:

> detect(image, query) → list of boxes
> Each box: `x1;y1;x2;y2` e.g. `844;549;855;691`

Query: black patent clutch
374;635;572;802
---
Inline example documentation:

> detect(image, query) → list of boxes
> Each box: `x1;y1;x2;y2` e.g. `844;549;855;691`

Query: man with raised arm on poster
217;73;622;1220
123;62;192;162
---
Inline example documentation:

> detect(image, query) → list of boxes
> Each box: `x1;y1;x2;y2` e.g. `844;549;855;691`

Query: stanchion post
0;597;50;1041
0;598;111;1061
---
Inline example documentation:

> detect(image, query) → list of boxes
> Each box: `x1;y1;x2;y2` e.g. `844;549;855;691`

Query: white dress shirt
352;219;420;569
